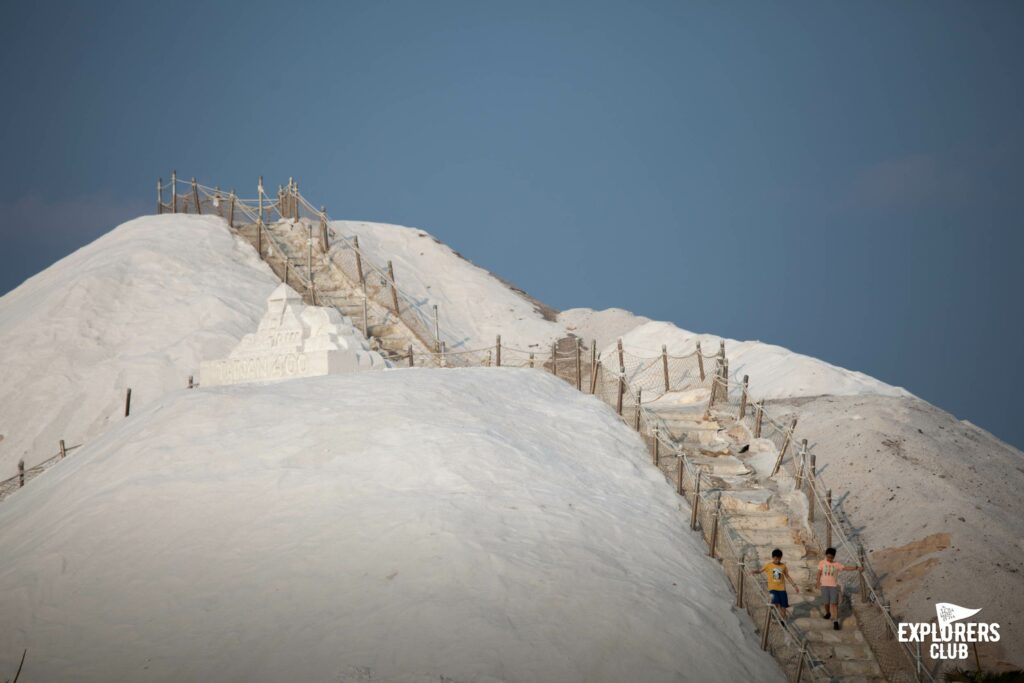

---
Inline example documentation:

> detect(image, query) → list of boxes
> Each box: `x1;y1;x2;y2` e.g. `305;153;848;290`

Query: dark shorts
769;590;789;608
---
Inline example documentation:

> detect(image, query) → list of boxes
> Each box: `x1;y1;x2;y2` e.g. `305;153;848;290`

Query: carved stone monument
200;284;386;387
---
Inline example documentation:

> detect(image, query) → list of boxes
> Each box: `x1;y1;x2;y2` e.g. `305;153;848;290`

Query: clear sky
2;1;1022;448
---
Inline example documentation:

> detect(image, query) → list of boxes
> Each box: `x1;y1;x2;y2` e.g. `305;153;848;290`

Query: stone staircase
648;398;886;683
235;220;431;364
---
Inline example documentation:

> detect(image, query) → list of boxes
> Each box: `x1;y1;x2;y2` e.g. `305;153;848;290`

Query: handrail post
171;170;177;213
495;335;502;367
191;177;201;214
257;176;264;257
353;236;365;286
433;305;441;353
761;606;773;650
386;261;400;315
695;340;705;381
653;425;660;466
228;190;236;228
157;178;163;214
708;496;720;558
661;344;669;392
859;545;869;603
754;400;764;437
739;375;749;419
690;473;702;530
575;338;582;390
826;489;833;549
770;418;798;476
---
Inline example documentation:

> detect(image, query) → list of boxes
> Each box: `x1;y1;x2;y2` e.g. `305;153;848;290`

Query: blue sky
1;1;1022;448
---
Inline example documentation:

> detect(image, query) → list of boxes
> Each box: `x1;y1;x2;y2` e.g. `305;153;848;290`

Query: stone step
719;488;772;513
837;658;883;676
688;455;752;477
725;524;800;549
724;511;791;530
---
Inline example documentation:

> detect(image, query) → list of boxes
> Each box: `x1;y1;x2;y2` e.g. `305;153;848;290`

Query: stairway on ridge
235;220;433;365
648;399;887;683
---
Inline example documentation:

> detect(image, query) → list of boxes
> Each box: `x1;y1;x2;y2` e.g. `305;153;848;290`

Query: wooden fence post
214;186;222;217
720;358;729;403
653;425;660;466
690;474;702;530
284;258;290;287
293;181;300;221
575;338;582;390
228;190;236;228
770;418;798;476
754;401;764;437
676;456;685;495
18;459;25;487
188;375;194;389
440;341;447;367
736;554;745;608
859;545;869;603
319;206;329;251
171;170;178;213
257;176;264;257
796;639;807;683
306;223;314;287
808;454;817;523
124;387;132;417
550;342;557;376
708;497;720;558
826;489;833;549
408;344;414;367
191;178;201;214
495;335;502;367
795;440;807;490
761;606;773;650
661;344;670;393
529;352;534;368
353;236;365;286
589;342;598;394
386;261;400;314
157;178;163;214
428;306;439;353
616;339;625;415
634;388;642;430
739;375;749;419
59;439;67;459
696;340;705;381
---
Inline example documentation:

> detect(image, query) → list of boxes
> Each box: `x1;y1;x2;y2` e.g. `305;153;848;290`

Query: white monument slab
200;284;386;387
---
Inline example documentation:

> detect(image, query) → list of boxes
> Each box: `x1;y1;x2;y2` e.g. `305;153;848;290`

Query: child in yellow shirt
751;548;800;621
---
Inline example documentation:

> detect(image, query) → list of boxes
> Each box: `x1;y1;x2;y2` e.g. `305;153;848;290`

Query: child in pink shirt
816;547;861;630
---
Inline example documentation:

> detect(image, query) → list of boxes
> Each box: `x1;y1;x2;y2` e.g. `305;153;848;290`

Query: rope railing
709;369;935;682
154;174;924;680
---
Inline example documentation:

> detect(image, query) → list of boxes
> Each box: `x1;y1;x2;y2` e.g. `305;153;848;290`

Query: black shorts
769;590;789;608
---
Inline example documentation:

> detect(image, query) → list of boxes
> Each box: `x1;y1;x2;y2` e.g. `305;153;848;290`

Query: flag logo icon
935;603;982;629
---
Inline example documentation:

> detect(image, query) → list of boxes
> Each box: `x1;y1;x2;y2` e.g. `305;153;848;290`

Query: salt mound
0;369;783;683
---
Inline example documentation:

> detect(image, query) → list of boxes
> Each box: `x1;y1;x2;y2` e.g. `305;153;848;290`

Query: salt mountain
0;212;1021;680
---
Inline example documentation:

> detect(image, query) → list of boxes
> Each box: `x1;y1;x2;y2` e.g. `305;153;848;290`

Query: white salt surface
332;220;565;352
0;215;280;478
605;320;910;400
0;369;783;683
329;219;908;403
